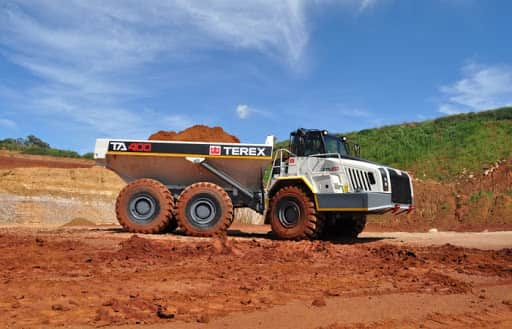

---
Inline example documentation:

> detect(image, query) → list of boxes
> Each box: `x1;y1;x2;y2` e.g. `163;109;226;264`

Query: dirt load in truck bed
149;125;240;143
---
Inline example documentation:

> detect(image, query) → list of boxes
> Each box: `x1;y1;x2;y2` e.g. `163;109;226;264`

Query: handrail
267;151;346;187
266;149;296;189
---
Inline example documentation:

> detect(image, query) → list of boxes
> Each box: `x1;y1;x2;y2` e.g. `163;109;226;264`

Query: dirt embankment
149;125;240;143
2;155;512;231
0;229;511;328
369;159;512;232
0;166;124;226
0;151;94;169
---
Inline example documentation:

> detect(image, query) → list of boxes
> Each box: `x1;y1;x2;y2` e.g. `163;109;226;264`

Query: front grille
346;168;373;192
388;169;412;204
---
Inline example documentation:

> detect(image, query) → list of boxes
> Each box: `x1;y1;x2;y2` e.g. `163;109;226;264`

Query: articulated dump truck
95;128;414;240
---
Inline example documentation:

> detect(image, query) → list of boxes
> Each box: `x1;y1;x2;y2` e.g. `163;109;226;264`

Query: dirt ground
1;224;511;329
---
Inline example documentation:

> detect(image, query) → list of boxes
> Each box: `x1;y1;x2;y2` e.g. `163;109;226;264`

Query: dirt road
1;224;511;328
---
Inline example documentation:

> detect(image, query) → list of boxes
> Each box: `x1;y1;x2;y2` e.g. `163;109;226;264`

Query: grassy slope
275;107;512;181
345;107;512;180
0;138;93;159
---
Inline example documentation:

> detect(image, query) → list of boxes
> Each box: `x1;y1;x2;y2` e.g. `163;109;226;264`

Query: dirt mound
114;235;245;261
368;158;512;232
61;217;97;227
115;235;173;259
149;125;240;143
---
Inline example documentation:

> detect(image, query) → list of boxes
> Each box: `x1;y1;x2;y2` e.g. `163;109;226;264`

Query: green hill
347;107;512;181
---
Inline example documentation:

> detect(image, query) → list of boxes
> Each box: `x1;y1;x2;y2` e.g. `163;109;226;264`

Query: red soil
370;159;512;232
0;228;511;328
149;125;240;143
0;151;94;169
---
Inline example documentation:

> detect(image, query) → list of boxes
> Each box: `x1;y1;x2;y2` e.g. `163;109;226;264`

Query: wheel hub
129;194;157;223
278;199;301;228
190;198;216;225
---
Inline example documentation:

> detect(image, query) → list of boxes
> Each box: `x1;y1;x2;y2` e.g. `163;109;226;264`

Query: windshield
323;134;348;156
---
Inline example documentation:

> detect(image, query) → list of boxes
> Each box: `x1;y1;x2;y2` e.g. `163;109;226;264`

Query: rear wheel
175;182;233;237
269;186;323;240
325;214;367;238
115;179;176;233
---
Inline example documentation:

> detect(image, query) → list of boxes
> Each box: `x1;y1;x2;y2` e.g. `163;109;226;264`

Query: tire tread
115;178;175;234
175;182;233;237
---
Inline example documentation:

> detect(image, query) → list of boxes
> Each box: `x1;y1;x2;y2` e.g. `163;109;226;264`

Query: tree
82;152;94;160
26;135;50;149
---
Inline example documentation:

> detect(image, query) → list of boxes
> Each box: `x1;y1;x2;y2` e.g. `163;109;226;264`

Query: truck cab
266;128;414;239
289;128;356;158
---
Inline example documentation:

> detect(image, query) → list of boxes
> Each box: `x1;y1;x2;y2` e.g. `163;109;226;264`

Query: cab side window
290;135;305;155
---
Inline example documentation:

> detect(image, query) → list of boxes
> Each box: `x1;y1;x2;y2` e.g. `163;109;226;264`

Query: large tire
115;179;176;234
326;214;367;238
269;186;323;240
175;182;233;237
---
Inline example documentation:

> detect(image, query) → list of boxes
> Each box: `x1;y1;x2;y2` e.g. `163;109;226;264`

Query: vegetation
469;190;494;203
0;135;91;159
343;107;512;181
274;107;512;181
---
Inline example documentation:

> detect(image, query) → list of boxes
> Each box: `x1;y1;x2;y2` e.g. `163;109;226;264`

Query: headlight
379;168;389;192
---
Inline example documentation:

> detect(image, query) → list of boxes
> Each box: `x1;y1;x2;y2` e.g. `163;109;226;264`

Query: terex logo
209;145;221;156
224;146;266;156
111;142;127;151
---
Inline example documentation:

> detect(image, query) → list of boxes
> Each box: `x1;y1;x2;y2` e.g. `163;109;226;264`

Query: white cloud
0;118;17;129
439;62;512;114
28;95;191;138
359;0;379;11
235;104;272;119
0;1;378;146
236;104;252;119
1;1;378;73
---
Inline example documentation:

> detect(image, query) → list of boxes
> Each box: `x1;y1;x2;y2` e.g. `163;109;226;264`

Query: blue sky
1;0;511;153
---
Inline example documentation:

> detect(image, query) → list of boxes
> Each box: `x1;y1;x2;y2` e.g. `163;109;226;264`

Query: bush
82;152;94;160
22;147;81;158
1;135;92;159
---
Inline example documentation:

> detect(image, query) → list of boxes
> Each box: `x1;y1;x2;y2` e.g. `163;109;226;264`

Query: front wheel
269;186;323;240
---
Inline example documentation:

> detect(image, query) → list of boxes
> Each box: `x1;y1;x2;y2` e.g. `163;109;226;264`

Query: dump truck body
95;138;273;212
